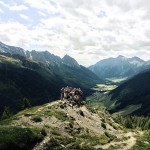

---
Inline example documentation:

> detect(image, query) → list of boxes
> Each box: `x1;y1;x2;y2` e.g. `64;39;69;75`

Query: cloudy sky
0;0;150;66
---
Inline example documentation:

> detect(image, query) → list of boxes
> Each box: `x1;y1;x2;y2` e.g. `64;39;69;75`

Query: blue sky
0;0;150;66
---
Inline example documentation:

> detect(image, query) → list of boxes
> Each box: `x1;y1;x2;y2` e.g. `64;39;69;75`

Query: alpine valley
0;41;150;150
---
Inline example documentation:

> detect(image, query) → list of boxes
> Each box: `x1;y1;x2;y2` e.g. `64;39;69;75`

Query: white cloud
9;4;28;11
0;22;31;48
20;14;29;20
24;0;58;14
0;8;3;13
38;11;47;17
0;1;28;11
0;1;8;7
0;0;150;66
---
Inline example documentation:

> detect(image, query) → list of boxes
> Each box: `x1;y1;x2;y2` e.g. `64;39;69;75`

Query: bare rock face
62;54;80;68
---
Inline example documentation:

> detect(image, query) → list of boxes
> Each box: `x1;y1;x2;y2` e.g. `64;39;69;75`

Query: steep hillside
0;100;142;150
102;70;150;116
89;55;150;79
0;42;102;88
109;70;150;116
0;54;65;115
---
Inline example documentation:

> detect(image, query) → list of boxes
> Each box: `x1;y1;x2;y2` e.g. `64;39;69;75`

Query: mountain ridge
109;69;150;116
89;55;150;79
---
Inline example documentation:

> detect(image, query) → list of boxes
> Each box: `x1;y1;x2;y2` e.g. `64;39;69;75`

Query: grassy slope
109;70;150;116
131;131;150;150
51;64;102;90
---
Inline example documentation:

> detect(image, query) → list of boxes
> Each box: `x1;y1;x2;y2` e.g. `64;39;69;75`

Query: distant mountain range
0;41;102;114
89;55;150;79
0;41;83;67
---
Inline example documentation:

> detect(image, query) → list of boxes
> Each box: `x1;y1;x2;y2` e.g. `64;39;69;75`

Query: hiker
74;94;80;106
78;88;83;98
74;88;80;96
60;86;83;107
64;86;71;99
60;87;64;100
68;92;72;101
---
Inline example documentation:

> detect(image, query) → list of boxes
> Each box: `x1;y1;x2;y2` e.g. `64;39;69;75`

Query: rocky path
95;132;137;150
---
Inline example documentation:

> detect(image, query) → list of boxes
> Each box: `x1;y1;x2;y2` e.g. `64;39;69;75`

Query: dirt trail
33;136;50;150
95;132;136;150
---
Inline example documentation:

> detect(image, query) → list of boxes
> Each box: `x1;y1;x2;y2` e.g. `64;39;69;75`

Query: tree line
1;97;31;120
114;114;150;130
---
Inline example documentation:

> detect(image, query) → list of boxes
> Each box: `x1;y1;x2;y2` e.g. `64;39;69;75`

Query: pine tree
1;106;10;120
22;97;31;109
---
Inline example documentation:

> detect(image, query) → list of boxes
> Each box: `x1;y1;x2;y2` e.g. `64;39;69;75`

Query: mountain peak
0;41;26;56
117;55;126;59
62;54;80;68
129;56;145;62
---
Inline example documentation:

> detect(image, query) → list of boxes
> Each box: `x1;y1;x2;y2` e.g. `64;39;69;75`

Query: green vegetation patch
131;131;150;150
77;133;110;146
44;136;96;150
0;125;44;149
45;132;111;149
0;115;19;125
31;116;43;122
18;106;41;115
44;110;69;121
51;128;61;136
113;114;150;130
3;57;21;65
86;102;106;113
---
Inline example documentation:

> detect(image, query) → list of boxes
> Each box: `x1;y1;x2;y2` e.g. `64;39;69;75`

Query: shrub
31;116;42;122
101;122;107;129
0;126;44;149
41;128;47;136
22;97;31;109
51;128;61;136
1;107;10;120
78;110;85;117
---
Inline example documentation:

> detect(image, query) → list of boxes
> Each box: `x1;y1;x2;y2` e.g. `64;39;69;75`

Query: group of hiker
60;86;83;106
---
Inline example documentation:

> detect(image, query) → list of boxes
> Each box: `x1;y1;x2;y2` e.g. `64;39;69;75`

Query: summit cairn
60;86;83;107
